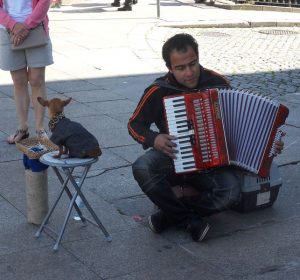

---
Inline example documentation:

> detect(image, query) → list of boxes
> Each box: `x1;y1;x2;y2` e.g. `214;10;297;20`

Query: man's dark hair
162;33;199;68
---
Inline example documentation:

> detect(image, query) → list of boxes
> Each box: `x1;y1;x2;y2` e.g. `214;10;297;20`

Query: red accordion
163;88;289;177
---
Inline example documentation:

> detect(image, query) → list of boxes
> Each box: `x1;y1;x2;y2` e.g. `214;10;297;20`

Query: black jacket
50;117;99;158
127;65;230;149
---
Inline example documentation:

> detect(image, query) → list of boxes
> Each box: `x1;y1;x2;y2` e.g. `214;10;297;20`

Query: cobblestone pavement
145;26;300;97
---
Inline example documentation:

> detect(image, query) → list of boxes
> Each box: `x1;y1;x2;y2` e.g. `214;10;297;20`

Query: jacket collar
164;64;206;91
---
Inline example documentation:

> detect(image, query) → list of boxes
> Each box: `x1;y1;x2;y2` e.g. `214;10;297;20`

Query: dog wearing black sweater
37;97;101;159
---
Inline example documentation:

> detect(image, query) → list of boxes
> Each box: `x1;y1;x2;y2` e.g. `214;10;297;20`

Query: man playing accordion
127;33;284;242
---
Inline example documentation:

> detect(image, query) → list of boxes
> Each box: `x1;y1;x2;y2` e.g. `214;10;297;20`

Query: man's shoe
148;210;171;234
188;219;210;242
111;0;121;7
117;4;132;11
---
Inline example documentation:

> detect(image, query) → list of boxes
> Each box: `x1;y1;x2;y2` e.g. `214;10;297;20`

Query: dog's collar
49;112;65;131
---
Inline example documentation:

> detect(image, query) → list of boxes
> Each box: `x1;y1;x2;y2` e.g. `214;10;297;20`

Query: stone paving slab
108;144;145;164
0;246;102;280
0;197;53;256
63;228;228;279
87;99;137;115
182;215;300;279
68;89;125;103
86;166;142;202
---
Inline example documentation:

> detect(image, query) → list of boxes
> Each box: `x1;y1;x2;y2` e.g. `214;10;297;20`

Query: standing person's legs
117;0;137;11
28;67;47;138
1;29;53;143
0;29;28;143
25;38;53;138
0;29;30;143
7;68;30;143
111;0;120;6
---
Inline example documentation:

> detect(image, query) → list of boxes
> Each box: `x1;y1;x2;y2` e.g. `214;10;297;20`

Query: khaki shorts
0;28;54;71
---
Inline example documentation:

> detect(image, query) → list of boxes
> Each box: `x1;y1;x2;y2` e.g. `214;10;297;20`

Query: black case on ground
232;163;282;213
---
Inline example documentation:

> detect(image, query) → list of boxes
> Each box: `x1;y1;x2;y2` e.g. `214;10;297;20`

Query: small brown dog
37;97;101;159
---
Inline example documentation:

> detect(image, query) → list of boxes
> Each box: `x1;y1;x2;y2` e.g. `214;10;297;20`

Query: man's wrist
147;131;160;148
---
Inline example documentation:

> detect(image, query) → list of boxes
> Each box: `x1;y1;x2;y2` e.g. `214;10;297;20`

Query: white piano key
164;103;185;110
175;161;196;169
164;96;185;104
166;115;188;123
165;106;186;113
170;127;189;134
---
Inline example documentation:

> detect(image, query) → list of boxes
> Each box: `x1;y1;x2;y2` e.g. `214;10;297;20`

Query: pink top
0;0;50;34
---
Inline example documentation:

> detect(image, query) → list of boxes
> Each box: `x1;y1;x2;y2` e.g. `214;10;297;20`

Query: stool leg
35;168;70;238
66;167;112;242
78;194;112;242
53;193;78;251
54;167;86;223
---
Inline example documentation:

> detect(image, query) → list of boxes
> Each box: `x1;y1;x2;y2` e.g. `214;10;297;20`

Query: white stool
35;151;111;251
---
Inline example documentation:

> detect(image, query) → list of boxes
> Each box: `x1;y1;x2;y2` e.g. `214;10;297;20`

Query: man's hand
154;134;177;159
274;139;284;156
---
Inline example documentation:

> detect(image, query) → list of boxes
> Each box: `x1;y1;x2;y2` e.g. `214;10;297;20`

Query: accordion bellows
163;88;289;177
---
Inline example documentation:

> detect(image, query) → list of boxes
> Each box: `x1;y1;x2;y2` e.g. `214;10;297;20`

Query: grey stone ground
0;0;300;279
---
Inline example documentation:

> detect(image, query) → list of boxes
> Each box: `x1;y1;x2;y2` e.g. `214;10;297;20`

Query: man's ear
37;97;49;107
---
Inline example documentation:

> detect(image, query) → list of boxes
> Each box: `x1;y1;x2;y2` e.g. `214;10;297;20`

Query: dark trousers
132;149;242;227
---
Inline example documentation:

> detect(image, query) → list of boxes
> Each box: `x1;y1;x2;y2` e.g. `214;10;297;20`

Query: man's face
168;46;200;89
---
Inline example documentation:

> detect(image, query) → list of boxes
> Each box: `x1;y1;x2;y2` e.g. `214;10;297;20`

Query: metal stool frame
35;152;112;251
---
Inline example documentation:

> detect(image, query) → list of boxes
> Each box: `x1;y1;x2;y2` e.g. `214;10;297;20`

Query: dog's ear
62;97;72;107
37;97;49;107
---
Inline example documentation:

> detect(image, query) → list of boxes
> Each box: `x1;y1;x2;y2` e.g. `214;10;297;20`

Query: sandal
36;129;49;140
7;128;29;144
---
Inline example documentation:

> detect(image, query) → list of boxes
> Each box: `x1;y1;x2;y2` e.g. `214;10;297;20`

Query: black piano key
177;124;188;129
179;140;191;144
178;128;189;133
176;120;188;124
180;150;192;154
182;155;193;159
183;161;195;165
183;165;196;170
173;103;185;107
190;135;196;145
174;109;187;113
178;135;190;139
180;146;192;151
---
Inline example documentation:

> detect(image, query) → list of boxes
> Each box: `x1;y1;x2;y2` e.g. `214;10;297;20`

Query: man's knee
132;154;159;193
132;150;169;179
132;152;172;193
132;156;149;181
